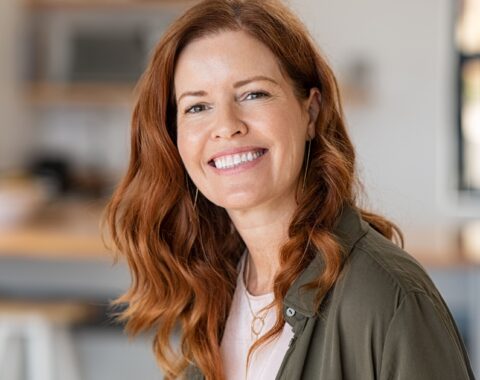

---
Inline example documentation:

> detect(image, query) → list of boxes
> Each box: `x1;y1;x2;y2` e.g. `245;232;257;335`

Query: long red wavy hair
103;0;404;379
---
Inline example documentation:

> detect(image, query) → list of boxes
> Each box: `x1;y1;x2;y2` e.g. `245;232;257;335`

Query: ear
305;88;321;140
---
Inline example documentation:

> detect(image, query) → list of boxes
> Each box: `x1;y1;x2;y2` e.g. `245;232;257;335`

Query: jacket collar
283;203;369;323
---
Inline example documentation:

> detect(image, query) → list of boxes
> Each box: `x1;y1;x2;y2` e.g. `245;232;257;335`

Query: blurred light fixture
461;220;480;262
462;61;480;189
457;0;480;192
456;0;480;54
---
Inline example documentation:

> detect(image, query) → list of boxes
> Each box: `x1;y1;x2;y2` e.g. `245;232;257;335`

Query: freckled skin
175;30;318;217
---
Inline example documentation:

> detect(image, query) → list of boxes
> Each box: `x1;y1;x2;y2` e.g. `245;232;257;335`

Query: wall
0;0;29;172
288;0;480;248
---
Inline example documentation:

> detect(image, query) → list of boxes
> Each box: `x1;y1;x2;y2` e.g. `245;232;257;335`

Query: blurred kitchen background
0;0;479;379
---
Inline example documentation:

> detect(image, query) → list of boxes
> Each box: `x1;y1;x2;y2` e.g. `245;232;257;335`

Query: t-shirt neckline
239;251;275;302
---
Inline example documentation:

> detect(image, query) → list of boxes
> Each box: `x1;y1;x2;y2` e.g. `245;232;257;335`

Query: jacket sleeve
379;291;474;380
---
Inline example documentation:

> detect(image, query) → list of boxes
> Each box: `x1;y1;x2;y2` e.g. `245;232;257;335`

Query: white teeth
213;150;265;170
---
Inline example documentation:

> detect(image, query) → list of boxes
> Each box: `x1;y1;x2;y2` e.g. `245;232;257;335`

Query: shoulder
353;226;435;293
309;219;474;378
340;227;474;379
331;225;446;324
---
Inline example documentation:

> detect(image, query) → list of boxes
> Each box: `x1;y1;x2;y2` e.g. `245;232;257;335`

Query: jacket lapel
283;203;369;317
277;203;369;379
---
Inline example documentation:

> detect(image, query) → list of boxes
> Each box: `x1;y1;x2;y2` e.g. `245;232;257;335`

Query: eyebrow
233;75;279;89
177;90;208;103
177;75;278;103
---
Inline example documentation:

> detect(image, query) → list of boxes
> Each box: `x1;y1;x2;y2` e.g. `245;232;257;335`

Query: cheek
177;129;204;175
177;132;194;170
264;110;305;148
269;109;307;172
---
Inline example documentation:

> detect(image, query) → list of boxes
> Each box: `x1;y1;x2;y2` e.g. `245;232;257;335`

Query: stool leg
0;322;13;372
4;334;24;380
0;320;23;380
54;326;81;380
25;316;54;380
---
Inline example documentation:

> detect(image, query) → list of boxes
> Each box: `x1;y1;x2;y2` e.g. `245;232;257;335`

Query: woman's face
175;30;318;212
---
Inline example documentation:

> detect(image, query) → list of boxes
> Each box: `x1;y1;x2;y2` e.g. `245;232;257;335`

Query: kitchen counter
0;198;111;260
0;198;478;267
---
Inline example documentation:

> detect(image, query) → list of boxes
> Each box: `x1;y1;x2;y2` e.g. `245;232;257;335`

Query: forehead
174;30;285;92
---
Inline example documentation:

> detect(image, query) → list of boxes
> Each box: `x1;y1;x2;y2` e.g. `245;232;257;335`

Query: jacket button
286;307;296;317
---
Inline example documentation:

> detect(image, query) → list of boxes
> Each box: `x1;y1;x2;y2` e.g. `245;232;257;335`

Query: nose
210;103;248;140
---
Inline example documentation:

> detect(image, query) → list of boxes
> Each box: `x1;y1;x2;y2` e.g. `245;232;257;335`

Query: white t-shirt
220;253;294;380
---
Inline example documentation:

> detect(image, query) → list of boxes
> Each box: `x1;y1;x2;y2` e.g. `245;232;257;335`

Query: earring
193;187;199;209
185;173;199;209
302;139;312;192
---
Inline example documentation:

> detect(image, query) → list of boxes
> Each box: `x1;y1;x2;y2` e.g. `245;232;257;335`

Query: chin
209;193;265;212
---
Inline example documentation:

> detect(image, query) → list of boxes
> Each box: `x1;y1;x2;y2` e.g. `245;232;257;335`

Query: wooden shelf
24;82;137;106
404;226;480;268
24;82;370;108
24;0;198;11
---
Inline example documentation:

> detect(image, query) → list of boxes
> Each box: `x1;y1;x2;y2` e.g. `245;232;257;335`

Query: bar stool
0;301;97;380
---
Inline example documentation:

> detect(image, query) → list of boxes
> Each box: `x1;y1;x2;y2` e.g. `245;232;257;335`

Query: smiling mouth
208;148;267;170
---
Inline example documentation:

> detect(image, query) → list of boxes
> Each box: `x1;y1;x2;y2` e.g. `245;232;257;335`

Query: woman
104;0;475;379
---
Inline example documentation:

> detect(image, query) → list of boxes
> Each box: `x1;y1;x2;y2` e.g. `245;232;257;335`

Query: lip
207;146;268;163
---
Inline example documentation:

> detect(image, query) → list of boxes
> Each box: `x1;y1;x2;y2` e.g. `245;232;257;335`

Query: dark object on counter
27;155;112;198
29;156;73;196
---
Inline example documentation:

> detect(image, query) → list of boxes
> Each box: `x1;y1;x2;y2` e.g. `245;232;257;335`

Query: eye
185;104;209;114
244;91;269;100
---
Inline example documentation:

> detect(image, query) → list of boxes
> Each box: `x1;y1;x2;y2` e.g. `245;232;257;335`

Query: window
457;0;480;193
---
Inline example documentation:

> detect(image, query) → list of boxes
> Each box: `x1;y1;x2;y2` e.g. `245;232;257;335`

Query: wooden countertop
0;198;112;260
1;198;478;267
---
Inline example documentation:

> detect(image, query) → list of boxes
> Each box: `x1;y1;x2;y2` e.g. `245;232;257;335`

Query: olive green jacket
187;204;475;379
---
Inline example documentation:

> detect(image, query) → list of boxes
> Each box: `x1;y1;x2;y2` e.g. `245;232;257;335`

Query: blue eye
245;91;269;100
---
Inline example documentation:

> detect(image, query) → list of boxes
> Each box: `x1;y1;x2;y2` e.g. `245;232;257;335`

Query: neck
228;197;297;296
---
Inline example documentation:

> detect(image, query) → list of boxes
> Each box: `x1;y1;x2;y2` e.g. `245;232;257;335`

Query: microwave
27;7;176;84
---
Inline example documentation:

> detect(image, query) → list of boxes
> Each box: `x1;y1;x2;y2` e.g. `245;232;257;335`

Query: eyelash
244;91;269;100
184;91;270;114
185;104;209;114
